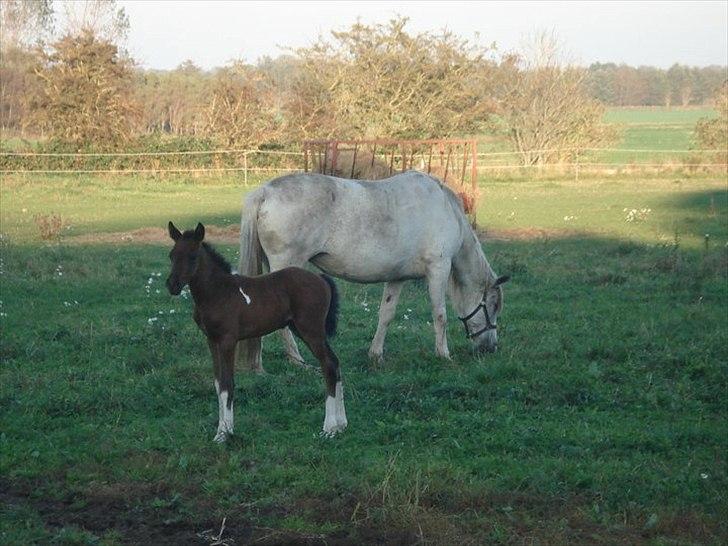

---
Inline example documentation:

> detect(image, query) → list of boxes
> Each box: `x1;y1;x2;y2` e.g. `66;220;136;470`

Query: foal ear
168;221;182;241
494;275;510;287
194;222;205;242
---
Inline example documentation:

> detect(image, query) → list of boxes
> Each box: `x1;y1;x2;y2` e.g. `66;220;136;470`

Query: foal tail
321;274;339;338
239;189;266;276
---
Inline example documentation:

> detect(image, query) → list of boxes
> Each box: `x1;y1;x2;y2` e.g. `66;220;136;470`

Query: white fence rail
1;147;726;178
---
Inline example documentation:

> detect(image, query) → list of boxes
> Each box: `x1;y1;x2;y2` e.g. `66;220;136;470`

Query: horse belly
311;245;426;283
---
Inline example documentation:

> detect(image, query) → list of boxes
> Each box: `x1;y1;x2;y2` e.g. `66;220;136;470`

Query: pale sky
117;0;728;70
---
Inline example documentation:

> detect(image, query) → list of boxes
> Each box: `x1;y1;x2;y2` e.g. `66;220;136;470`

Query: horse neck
449;227;496;315
189;248;229;304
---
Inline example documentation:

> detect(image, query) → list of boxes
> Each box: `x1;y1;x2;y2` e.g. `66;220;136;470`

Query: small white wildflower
158;311;164;315
155;289;160;294
0;312;7;317
403;314;409;320
700;473;709;480
147;317;158;324
169;309;175;314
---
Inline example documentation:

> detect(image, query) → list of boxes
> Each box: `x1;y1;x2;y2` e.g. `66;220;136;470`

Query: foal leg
427;263;452;360
295;323;347;435
368;281;405;362
212;338;237;443
319;342;347;436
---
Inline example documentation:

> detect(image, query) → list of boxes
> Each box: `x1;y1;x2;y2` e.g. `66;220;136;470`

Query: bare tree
60;0;128;44
496;32;612;165
0;0;54;52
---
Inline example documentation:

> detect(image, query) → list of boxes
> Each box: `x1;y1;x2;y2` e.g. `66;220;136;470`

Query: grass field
1;161;726;545
473;106;720;169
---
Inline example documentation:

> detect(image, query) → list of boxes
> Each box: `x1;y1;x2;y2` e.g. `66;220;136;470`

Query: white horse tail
239;189;266;276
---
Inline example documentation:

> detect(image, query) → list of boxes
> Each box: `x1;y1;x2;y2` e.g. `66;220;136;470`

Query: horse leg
267;254;307;367
427;264;452;360
212;338;237;443
237;337;264;374
295;323;347;435
368;281;405;362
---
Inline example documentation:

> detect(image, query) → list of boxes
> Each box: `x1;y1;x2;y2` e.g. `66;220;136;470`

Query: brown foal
166;222;347;443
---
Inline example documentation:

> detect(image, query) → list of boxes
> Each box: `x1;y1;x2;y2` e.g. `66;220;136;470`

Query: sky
118;0;728;70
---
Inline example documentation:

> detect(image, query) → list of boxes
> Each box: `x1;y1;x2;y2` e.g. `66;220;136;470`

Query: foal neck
189;244;233;303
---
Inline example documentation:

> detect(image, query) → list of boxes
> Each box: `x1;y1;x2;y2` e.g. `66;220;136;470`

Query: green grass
478;107;720;166
603;107;717;125
1;171;727;544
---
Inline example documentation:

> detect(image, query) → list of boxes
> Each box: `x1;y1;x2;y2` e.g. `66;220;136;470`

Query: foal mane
180;230;232;274
202;243;233;274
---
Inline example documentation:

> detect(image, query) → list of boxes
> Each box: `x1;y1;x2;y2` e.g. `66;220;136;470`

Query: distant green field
600;107;718;161
603;107;717;125
478;106;720;165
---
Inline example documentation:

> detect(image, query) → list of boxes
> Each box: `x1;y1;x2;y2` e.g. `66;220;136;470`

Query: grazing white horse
238;171;508;372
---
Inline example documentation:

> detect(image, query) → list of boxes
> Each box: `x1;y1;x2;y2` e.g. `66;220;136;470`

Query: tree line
1;1;725;163
587;63;725;107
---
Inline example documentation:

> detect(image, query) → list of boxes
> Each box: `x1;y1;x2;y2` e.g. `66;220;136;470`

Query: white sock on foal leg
323;381;347;436
214;380;234;443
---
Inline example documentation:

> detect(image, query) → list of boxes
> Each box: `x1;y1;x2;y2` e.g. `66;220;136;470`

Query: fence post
243;152;248;186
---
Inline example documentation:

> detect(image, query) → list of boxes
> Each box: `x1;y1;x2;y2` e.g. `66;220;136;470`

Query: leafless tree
496;32;613;165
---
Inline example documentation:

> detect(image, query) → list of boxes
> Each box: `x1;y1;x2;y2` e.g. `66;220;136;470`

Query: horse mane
202;243;233;273
181;230;232;273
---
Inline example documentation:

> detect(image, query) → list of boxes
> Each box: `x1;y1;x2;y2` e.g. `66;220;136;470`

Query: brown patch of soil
67;224;580;246
1;478;724;546
478;226;583;241
68;224;240;245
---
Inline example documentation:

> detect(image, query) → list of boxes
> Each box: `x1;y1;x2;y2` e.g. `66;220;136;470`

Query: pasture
1;164;726;545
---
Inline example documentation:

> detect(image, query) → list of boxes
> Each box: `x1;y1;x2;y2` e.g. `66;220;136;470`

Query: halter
458;297;497;339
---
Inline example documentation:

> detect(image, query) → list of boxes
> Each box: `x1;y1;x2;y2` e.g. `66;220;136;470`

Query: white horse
238;171;508;372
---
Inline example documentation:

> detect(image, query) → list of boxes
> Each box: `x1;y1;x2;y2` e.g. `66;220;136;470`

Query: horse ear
194;222;205;242
168;221;182;241
494;275;510;287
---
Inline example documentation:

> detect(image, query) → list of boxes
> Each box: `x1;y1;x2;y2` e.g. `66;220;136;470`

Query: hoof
287;354;307;367
368;350;384;364
321;422;347;438
213;430;230;443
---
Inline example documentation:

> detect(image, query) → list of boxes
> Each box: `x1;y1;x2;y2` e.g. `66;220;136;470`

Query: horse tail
321;274;339;338
239;189;265;276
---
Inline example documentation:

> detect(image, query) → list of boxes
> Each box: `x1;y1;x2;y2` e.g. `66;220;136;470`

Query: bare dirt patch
479;226;583;241
2;477;723;546
66;224;582;246
68;225;241;245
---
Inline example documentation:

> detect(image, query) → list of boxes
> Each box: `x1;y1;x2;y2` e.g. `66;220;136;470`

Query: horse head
166;221;205;295
459;275;509;354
